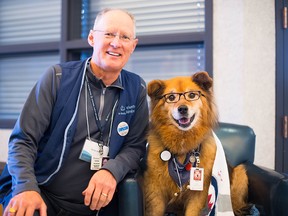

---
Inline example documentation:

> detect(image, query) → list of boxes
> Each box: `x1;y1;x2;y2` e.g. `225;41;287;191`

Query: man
0;8;149;216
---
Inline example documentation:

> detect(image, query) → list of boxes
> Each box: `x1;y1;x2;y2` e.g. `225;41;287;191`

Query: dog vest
166;133;234;215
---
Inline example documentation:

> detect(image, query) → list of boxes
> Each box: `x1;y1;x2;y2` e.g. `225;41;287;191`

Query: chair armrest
118;173;143;216
215;123;255;167
245;162;288;216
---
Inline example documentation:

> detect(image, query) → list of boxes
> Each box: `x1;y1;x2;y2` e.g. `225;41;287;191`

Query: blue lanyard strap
85;75;110;142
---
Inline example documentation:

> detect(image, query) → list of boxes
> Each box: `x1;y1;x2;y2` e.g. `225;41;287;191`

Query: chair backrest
214;122;256;167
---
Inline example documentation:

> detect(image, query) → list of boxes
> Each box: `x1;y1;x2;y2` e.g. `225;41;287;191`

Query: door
275;0;288;172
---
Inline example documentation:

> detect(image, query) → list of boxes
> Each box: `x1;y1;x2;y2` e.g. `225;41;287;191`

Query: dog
143;72;250;216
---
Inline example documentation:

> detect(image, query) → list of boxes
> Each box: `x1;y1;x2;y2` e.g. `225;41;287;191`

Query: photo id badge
79;139;100;162
91;156;109;170
89;141;109;170
79;139;109;162
189;167;204;191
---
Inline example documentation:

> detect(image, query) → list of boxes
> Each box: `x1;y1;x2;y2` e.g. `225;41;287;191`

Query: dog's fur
143;72;249;216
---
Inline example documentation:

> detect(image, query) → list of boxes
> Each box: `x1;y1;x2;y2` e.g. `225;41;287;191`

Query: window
84;0;205;37
81;0;207;83
0;0;61;127
0;0;212;128
0;53;59;120
126;44;205;83
0;0;61;45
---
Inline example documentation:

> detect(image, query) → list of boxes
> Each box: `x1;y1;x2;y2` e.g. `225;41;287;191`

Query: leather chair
117;122;288;216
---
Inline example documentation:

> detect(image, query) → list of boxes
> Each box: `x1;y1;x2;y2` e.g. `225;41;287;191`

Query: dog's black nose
178;105;188;115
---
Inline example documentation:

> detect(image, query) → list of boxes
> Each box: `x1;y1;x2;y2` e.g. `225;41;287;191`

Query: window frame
0;0;213;128
275;0;288;172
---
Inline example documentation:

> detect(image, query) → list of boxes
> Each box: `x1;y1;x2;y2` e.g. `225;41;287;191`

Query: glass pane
126;44;205;84
81;0;205;39
81;43;204;84
0;53;60;119
0;0;61;45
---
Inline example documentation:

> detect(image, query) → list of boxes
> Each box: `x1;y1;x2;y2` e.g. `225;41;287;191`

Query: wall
0;0;276;169
213;0;275;168
0;129;10;162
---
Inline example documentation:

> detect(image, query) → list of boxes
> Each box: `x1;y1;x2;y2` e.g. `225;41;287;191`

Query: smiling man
0;8;149;216
88;9;138;85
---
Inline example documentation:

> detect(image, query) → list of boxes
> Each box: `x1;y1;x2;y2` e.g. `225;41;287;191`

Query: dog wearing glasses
143;72;250;216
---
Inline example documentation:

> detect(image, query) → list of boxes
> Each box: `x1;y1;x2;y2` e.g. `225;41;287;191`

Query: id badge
91;156;109;170
90;145;109;170
90;146;109;170
79;139;109;162
189;167;204;191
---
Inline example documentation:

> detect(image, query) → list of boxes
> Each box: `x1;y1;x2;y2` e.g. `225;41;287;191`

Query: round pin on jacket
117;122;129;136
160;150;171;161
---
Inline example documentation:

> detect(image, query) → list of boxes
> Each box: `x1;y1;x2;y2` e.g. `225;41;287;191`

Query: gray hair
93;8;137;38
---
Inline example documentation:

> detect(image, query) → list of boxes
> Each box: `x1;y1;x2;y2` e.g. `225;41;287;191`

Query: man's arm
8;65;59;196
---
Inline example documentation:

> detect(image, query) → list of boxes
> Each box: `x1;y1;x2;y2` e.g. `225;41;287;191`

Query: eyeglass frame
92;29;136;42
158;91;206;104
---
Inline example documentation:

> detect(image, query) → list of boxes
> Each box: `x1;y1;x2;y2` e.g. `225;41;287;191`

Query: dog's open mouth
174;114;195;128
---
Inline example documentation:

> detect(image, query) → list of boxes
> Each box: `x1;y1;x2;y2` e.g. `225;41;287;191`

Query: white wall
0;129;10;162
0;0;276;169
213;0;275;169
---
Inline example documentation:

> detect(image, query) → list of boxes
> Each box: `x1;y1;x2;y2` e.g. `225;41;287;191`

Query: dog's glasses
159;91;205;103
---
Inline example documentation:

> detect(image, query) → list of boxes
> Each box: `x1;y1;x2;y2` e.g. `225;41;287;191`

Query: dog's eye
167;94;177;102
187;92;197;100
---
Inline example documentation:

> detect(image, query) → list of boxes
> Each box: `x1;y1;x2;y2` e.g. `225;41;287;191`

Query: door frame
275;0;288;172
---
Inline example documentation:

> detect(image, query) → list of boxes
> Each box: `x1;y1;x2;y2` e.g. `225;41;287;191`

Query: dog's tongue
179;117;189;124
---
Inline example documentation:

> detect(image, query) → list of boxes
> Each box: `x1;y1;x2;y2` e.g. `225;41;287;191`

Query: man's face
88;10;138;73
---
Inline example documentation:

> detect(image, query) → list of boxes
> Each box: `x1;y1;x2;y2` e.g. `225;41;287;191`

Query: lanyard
85;75;116;143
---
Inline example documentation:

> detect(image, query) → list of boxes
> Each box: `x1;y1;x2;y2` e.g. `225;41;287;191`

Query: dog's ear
147;80;165;100
192;71;213;91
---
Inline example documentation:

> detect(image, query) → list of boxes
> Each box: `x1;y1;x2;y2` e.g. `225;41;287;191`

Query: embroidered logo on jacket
118;105;135;115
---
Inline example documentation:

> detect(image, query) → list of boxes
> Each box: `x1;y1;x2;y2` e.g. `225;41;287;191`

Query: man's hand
82;169;117;210
4;191;47;216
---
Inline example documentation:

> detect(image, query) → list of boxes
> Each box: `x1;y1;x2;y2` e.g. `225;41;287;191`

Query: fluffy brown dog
143;72;249;216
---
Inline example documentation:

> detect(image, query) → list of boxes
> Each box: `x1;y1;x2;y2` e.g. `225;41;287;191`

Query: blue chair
118;122;288;216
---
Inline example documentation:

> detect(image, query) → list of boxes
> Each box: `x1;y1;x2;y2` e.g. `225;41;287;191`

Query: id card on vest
189;167;204;191
79;139;109;170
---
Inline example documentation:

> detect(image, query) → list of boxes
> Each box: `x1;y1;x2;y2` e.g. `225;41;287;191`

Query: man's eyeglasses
159;91;205;103
92;29;134;43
